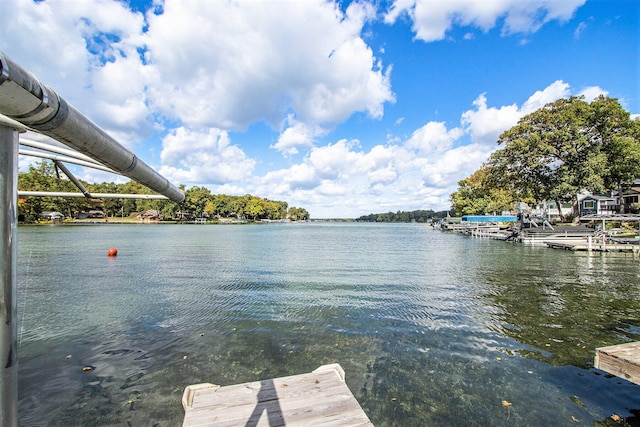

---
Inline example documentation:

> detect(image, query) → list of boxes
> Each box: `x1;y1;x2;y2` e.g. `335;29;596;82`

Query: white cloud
578;86;609;102
0;0;156;147
271;117;317;156
2;0;394;148
143;0;394;131
461;80;572;146
460;94;521;145
405;121;464;154
384;0;586;42
521;80;571;113
248;80;584;216
3;0;619;219
574;21;587;39
159;127;256;185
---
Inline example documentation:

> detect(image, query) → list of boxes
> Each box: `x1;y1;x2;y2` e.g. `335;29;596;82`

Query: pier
182;364;373;426
544;239;640;253
438;214;640;257
595;342;640;385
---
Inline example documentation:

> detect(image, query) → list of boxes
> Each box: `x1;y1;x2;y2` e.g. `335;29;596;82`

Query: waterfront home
578;195;617;216
516;200;573;223
137;209;162;222
39;211;65;222
75;210;106;219
620;183;640;213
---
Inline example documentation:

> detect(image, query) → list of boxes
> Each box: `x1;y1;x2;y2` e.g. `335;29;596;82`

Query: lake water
16;223;640;426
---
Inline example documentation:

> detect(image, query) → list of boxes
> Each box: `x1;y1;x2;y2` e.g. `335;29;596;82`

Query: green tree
245;197;266;220
183;186;212;218
488;97;591;217
486;96;639;218
590;96;640;213
18;160;88;220
264;200;288;220
450;166;516;216
288;207;310;221
17;162;307;223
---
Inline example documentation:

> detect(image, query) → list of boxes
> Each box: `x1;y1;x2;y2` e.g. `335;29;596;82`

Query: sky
1;0;638;218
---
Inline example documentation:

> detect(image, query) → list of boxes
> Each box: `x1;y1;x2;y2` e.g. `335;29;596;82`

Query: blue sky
2;0;638;217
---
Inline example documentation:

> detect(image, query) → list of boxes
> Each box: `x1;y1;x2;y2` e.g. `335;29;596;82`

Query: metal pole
0;123;19;426
0;51;184;203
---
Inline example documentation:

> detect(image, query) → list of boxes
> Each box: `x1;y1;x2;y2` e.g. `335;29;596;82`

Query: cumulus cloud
460;94;521;145
271;117;318;156
247;80;582;216
384;0;586;42
461;80;571;146
578;86;609;102
143;0;394;131
1;0;394;147
3;0;617;218
521;80;571;113
159;127;256;185
405;121;464;154
0;0;151;146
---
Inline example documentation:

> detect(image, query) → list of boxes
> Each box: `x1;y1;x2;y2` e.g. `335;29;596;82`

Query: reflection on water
17;223;640;426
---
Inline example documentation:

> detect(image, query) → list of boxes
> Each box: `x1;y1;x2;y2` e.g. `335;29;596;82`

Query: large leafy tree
288;207;310;221
18;160;90;219
183;186;213;218
486;96;639;218
450;166;517;216
589;96;640;212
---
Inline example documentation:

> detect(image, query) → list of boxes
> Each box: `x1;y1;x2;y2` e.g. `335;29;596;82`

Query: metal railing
0;50;184;426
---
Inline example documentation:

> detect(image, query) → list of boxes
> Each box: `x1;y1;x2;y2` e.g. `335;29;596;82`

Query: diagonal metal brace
53;160;92;198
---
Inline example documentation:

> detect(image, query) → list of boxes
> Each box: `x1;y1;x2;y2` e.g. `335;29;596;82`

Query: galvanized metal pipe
18;149;114;173
17;191;168;199
54;161;92;198
0;123;19;427
0;51;184;203
20;138;105;166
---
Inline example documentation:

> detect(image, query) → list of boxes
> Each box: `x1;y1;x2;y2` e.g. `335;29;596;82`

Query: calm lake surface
16;223;640;426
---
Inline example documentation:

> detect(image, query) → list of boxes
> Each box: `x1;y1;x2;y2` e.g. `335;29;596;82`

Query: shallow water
16;223;640;426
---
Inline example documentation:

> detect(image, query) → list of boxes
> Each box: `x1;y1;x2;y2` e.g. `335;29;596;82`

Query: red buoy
107;248;118;257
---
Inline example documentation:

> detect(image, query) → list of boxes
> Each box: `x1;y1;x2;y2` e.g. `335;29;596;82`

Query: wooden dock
595;342;640;385
544;239;639;253
182;364;374;426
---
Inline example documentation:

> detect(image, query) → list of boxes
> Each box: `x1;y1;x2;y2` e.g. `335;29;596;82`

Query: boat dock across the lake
437;214;640;255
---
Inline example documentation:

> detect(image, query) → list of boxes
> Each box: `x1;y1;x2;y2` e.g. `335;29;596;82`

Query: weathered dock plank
595;342;640;385
545;240;639;253
182;363;373;427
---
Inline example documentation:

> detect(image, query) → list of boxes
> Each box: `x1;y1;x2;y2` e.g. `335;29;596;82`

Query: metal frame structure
0;51;184;426
16;137;172;200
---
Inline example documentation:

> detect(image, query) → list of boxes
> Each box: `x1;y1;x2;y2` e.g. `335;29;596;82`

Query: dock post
587;236;592;252
0;121;19;426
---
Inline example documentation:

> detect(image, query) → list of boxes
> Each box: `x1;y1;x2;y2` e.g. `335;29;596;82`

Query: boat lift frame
0;51;184;426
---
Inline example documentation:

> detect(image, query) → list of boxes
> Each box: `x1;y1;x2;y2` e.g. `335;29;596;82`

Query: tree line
450;96;640;218
18;160;310;222
356;209;451;223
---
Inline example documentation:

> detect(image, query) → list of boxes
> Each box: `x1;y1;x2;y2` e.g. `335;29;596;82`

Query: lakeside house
515;184;640;221
39;211;65;222
621;182;640;213
518;200;573;222
136;209;162;223
75;210;106;219
578;195;618;216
